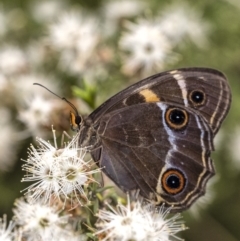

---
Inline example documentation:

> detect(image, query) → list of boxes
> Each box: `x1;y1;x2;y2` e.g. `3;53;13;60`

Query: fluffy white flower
18;95;56;137
159;3;210;48
13;197;70;241
0;215;16;241
30;0;66;23
48;10;99;74
102;0;146;36
119;19;175;77
22;132;100;206
49;10;99;51
0;46;28;76
96;197;186;241
26;39;53;68
12;73;60;103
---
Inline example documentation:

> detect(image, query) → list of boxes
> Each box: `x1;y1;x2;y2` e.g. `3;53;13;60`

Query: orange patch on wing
139;89;160;102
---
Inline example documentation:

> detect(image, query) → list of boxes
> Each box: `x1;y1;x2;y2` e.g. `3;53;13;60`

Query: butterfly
71;68;231;211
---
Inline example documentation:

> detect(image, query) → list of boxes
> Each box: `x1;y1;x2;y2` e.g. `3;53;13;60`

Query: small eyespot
165;107;188;130
189;90;206;106
161;169;186;195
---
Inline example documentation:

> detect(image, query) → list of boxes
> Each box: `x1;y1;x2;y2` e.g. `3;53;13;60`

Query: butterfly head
70;111;82;131
33;83;83;132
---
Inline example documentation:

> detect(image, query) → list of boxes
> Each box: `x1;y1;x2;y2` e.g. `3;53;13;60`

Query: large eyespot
165;107;188;130
161;169;186;195
189;89;206;106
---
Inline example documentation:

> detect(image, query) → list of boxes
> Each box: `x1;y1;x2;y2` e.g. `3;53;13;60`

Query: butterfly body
78;67;231;211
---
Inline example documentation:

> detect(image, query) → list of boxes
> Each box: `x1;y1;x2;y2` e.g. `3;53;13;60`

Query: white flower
96;197;186;241
22;139;62;202
30;0;66;23
102;0;146;36
13;197;70;241
26;39;53;68
12;73;60;103
49;10;99;51
0;215;16;241
0;45;28;76
18;95;56;137
119;19;175;77
159;3;210;48
49;10;99;74
22;131;100;206
104;0;145;20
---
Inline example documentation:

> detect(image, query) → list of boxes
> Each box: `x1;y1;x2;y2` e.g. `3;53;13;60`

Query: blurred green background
0;0;239;240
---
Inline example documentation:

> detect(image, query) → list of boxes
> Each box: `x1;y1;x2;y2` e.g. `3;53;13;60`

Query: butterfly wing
91;102;214;211
90;68;231;135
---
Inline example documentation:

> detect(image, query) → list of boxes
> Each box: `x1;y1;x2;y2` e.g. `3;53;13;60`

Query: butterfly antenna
33;83;80;117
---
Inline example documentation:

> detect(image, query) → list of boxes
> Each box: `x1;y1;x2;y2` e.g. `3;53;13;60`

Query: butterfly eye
161;169;186;195
75;115;82;126
165;107;188;130
189;90;206;106
70;112;82;131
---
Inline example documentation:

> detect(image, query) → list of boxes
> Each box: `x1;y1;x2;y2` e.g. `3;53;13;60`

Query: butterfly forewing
89;68;231;135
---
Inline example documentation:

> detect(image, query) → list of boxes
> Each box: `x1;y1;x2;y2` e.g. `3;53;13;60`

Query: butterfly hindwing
90;101;214;211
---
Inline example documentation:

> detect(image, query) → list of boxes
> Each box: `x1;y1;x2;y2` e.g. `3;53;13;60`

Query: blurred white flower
49;10;100;75
96;197;186;241
26;39;53;69
159;3;210;48
22;132;100;206
12;73;62;137
0;46;28;76
119;19;175;77
13;197;70;241
102;0;146;36
18;95;56;137
0;107;18;171
12;73;60;103
0;215;16;241
104;0;145;20
49;10;99;51
30;0;66;23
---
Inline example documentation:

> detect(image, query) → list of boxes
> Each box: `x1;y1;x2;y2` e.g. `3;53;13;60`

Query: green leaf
72;79;97;109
